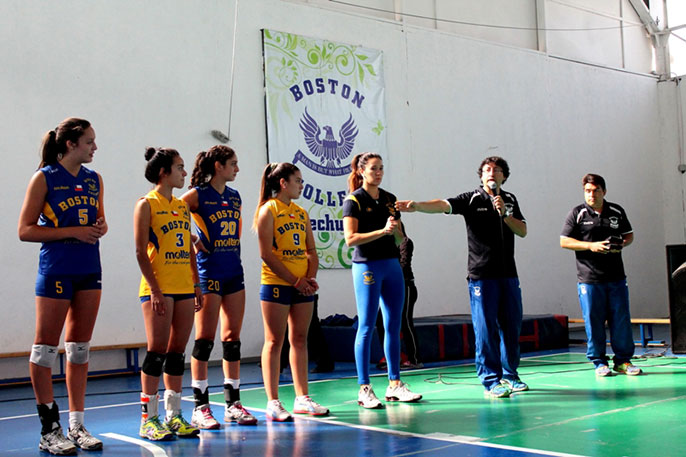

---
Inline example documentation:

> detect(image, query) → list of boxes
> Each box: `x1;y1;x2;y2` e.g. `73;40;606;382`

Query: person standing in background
181;145;257;428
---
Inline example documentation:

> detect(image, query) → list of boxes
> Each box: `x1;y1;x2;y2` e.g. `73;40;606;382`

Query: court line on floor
0;401;140;421
485;393;686;440
101;432;168;457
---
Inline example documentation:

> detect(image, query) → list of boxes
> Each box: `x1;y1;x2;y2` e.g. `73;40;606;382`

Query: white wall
0;0;678;378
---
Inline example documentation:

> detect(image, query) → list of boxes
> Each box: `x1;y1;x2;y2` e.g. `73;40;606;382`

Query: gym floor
2;326;684;457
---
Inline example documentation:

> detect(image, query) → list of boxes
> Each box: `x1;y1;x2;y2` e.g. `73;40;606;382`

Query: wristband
194;283;202;288
293;277;301;288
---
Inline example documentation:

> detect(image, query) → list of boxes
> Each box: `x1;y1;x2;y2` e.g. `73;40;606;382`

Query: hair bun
144;147;157;161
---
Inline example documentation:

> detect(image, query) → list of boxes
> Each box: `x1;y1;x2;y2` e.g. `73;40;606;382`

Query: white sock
223;378;240;389
68;411;84;430
191;379;209;393
141;392;159;422
164;390;182;420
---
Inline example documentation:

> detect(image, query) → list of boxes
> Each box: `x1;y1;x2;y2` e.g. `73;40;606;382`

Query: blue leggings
352;259;405;385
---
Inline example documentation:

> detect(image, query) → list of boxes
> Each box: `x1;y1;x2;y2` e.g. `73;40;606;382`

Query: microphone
488;182;503;216
488;181;499;197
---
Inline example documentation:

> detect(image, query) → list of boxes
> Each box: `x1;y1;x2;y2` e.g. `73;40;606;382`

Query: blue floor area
1;356;569;457
1;327;679;457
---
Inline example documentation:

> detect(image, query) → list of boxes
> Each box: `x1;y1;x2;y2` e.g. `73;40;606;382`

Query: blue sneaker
503;378;529;392
485;381;511;398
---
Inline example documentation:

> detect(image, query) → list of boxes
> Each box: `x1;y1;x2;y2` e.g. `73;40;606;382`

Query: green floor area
210;353;686;457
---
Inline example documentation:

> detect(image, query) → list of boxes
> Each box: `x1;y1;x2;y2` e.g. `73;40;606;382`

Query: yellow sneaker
165;414;200;438
139;416;174;441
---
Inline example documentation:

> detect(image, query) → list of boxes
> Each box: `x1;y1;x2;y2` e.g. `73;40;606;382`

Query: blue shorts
36;273;102;299
139;293;195;304
260;285;313;305
201;273;245;296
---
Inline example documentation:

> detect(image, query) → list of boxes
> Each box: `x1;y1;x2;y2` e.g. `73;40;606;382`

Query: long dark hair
39;118;91;168
347;152;382;192
189;145;236;188
253;162;299;230
143;147;180;184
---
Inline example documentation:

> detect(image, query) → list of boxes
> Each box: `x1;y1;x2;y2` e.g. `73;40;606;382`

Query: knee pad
30;344;58;368
142;351;166;377
192;339;214;362
222;340;241;362
164;352;186;376
65;341;90;365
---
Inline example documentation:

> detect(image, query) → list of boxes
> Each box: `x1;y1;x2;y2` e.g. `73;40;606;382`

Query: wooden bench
0;342;147;386
568;318;669;347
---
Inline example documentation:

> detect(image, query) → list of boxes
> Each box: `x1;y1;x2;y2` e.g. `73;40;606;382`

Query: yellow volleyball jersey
260;199;310;285
138;190;194;296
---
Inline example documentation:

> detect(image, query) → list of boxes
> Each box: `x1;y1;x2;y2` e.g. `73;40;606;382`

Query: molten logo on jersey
362;271;375;285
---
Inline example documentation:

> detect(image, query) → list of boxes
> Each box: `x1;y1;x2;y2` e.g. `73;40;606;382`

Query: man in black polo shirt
560;173;641;376
397;156;528;398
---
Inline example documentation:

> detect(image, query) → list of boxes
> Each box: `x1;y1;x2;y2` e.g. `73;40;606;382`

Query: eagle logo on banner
299;108;358;167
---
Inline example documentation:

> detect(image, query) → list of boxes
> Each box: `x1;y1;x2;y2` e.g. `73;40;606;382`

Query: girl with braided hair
180;146;256;427
254;162;329;421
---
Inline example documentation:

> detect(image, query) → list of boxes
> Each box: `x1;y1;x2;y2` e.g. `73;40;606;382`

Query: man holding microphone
397;156;528;398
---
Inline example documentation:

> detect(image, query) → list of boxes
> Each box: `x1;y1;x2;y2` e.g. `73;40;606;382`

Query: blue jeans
578;280;634;367
469;278;523;389
352;259;404;385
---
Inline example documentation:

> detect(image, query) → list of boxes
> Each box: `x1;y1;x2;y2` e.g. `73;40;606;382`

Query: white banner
262;29;387;268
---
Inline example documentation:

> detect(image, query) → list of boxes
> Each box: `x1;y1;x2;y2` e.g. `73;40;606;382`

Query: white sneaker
385;381;422;402
191;404;221;430
266;399;292;422
39;427;77;455
357;384;383;409
225;401;258;425
67;423;103;450
293;395;329;416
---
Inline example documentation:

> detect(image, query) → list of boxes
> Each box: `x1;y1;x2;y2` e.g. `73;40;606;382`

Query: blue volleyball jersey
191;185;243;279
38;163;101;275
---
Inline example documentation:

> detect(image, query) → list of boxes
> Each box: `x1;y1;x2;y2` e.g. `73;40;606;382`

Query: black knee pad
222;340;241;362
192;339;214;362
142;351;166;377
164;352;186;376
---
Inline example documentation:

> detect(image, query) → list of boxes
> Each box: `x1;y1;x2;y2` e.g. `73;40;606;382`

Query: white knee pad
30;344;58;368
65;342;90;365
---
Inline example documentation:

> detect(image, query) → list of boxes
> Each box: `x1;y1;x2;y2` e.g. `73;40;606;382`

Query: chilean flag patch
74;184;83;191
171;210;179;217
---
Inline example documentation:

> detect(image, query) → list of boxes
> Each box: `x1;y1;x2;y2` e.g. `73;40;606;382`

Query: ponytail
252;162;299;230
189;145;236;188
39;118;91;168
347;152;381;193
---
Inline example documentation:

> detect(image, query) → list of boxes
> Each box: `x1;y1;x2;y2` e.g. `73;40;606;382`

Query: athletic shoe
39;427;77;455
485;381;511;398
595;365;612;377
139;416;174;441
67;423;103;450
400;361;424;370
385;381;422;402
502;378;529;392
225;401;258;425
165;414;200;438
266;400;292;422
293;395;330;416
358;384;383;409
613;362;642;376
191;404;220;430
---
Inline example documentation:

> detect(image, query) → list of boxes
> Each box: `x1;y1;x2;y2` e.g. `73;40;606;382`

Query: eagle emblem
299;108;358;167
